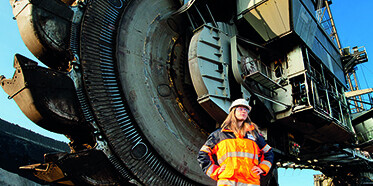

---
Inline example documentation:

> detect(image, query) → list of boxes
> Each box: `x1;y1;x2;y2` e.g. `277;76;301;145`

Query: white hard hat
229;98;252;112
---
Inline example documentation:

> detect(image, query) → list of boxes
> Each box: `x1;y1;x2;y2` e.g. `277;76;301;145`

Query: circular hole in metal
131;142;148;160
107;0;123;8
157;84;171;97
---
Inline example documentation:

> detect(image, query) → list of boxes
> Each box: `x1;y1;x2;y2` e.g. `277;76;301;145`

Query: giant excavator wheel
79;0;219;185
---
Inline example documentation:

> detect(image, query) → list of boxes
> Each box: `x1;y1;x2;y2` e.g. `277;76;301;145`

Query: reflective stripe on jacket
197;128;274;185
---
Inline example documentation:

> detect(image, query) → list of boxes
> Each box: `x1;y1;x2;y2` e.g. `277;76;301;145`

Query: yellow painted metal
241;0;291;41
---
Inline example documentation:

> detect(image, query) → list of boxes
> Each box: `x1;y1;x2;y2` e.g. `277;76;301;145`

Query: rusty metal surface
11;0;74;71
21;150;127;185
1;54;89;137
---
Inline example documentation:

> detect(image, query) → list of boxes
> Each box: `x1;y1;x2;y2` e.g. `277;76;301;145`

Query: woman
197;98;274;186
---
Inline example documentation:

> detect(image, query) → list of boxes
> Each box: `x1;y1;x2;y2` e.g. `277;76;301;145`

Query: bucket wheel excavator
2;0;373;185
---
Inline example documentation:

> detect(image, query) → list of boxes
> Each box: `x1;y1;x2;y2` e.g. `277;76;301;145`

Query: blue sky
0;1;372;185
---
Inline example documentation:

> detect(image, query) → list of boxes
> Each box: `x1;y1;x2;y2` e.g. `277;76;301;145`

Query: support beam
345;88;373;98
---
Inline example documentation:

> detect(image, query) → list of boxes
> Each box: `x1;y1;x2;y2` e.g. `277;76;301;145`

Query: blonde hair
221;108;259;138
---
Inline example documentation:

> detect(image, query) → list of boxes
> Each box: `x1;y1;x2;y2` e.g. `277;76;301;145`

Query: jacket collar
221;128;256;140
221;128;233;133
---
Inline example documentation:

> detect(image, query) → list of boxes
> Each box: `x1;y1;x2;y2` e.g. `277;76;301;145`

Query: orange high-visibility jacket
197;128;273;185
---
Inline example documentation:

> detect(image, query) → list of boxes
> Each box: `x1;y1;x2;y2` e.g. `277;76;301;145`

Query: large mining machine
1;0;372;185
